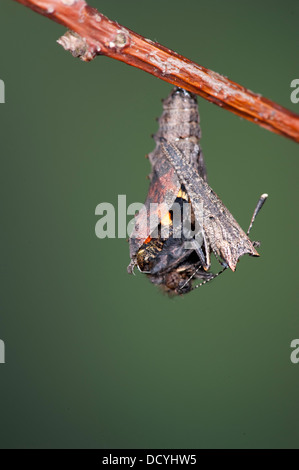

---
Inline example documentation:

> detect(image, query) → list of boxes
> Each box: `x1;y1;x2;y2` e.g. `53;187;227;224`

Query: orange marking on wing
161;212;172;226
177;188;188;200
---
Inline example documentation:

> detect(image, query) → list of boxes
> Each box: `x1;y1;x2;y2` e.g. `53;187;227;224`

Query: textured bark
13;0;299;143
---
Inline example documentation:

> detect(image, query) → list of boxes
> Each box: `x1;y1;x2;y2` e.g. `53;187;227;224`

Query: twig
13;0;299;143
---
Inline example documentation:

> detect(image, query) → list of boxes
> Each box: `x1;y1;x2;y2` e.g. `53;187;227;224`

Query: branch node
114;30;130;50
57;30;96;61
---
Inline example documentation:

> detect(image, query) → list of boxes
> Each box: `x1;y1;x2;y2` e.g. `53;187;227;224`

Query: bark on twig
13;0;299;143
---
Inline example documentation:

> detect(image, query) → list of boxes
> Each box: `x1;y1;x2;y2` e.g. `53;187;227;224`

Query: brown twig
13;0;299;143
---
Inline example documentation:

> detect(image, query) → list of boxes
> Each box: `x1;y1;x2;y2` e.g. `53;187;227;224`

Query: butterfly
128;87;267;295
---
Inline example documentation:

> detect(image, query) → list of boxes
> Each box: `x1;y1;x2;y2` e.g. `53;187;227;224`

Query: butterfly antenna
178;265;202;291
247;193;268;236
179;259;228;292
193;265;227;290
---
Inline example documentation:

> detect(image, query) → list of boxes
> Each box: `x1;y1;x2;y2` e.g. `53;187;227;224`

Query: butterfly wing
161;141;259;271
129;87;208;266
129;151;180;260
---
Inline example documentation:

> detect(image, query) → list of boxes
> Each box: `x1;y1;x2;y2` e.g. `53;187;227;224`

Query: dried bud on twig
57;31;96;61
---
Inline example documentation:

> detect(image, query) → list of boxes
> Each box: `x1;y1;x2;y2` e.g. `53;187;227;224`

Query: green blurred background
0;0;298;449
